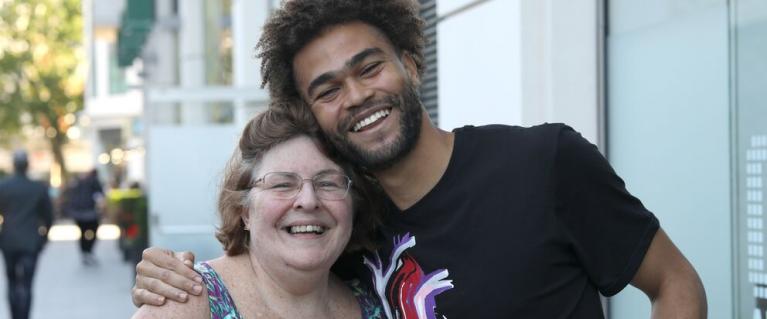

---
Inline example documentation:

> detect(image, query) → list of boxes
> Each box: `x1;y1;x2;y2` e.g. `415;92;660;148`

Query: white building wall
520;0;601;145
83;0;144;182
436;0;601;144
144;0;269;261
437;0;524;132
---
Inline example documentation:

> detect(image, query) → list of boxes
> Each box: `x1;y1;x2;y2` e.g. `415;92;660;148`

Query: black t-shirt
335;124;659;318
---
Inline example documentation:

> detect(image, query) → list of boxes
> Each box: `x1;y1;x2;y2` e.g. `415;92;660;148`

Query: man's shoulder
453;123;572;150
0;176;24;192
17;178;48;194
454;122;571;137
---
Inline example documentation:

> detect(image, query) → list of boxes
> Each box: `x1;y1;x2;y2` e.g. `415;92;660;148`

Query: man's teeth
353;109;390;132
288;225;326;234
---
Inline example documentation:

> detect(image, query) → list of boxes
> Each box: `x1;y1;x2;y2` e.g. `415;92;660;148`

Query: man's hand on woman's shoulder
132;247;202;307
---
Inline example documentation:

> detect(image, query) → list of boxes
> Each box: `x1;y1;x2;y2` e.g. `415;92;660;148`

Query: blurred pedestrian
64;169;104;266
0;150;54;319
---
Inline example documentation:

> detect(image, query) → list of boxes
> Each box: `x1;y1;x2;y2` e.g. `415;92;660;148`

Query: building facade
83;0;145;187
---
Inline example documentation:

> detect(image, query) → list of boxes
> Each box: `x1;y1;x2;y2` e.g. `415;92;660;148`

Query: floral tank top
194;262;383;319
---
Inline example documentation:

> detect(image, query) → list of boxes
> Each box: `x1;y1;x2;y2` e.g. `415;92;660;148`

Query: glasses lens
313;172;351;200
262;172;300;198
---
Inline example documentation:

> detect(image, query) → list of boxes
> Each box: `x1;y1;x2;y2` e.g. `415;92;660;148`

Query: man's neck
373;113;454;210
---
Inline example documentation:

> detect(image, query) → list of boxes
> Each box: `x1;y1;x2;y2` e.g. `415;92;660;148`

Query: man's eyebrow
306;47;385;98
346;47;384;70
307;73;337;99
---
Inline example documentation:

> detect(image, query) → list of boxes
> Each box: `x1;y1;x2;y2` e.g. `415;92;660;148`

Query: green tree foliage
0;0;84;180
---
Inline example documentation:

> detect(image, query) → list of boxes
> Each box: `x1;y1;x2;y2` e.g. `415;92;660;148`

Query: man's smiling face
292;21;423;171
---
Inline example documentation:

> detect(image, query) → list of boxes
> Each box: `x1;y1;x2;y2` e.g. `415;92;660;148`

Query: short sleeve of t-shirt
553;125;659;296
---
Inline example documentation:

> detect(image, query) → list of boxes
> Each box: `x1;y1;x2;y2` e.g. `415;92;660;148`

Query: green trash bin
107;189;148;264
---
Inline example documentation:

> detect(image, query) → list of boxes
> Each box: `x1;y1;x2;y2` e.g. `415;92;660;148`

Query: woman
133;105;382;318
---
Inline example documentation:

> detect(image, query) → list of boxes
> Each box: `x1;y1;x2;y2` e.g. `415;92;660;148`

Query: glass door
605;1;732;318
733;0;767;317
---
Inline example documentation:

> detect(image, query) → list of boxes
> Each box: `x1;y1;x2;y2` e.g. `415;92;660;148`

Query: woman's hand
131;247;203;307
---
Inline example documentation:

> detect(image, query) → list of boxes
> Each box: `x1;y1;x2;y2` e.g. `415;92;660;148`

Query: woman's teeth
288;225;326;234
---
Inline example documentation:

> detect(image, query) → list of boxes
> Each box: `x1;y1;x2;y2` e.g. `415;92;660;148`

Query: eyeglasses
252;171;352;201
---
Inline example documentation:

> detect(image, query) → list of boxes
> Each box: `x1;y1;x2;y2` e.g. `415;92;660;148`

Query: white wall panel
437;0;523;131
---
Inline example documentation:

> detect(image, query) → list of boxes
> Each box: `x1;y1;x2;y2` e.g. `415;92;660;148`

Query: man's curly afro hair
257;0;426;103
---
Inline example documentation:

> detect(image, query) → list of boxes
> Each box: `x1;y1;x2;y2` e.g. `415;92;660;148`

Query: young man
0;151;54;319
132;1;707;317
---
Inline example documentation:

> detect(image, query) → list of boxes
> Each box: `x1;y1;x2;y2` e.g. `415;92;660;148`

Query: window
419;0;439;124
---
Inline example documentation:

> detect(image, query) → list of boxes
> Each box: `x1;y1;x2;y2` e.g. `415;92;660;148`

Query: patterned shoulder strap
194;262;242;319
346;279;385;319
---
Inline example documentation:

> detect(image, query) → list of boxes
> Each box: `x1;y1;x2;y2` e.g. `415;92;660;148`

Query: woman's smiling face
244;135;354;272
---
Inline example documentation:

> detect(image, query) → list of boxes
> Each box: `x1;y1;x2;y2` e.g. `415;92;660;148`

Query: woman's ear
240;209;250;231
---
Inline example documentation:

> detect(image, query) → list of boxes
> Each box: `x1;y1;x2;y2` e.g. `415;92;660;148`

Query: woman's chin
282;250;341;272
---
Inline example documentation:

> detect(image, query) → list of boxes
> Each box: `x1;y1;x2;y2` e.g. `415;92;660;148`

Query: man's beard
326;82;423;172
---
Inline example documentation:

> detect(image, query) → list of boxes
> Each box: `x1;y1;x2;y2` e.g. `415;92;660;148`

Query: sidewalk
0;224;137;318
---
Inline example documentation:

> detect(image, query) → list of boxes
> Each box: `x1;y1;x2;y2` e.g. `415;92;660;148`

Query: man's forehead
293;22;396;75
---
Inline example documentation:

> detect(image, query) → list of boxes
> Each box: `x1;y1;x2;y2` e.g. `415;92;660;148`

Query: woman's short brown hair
216;101;382;255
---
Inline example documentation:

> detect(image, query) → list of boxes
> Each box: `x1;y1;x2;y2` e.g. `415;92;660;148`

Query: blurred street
0;221;136;319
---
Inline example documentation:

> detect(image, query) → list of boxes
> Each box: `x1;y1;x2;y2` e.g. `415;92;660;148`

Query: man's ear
400;51;420;87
